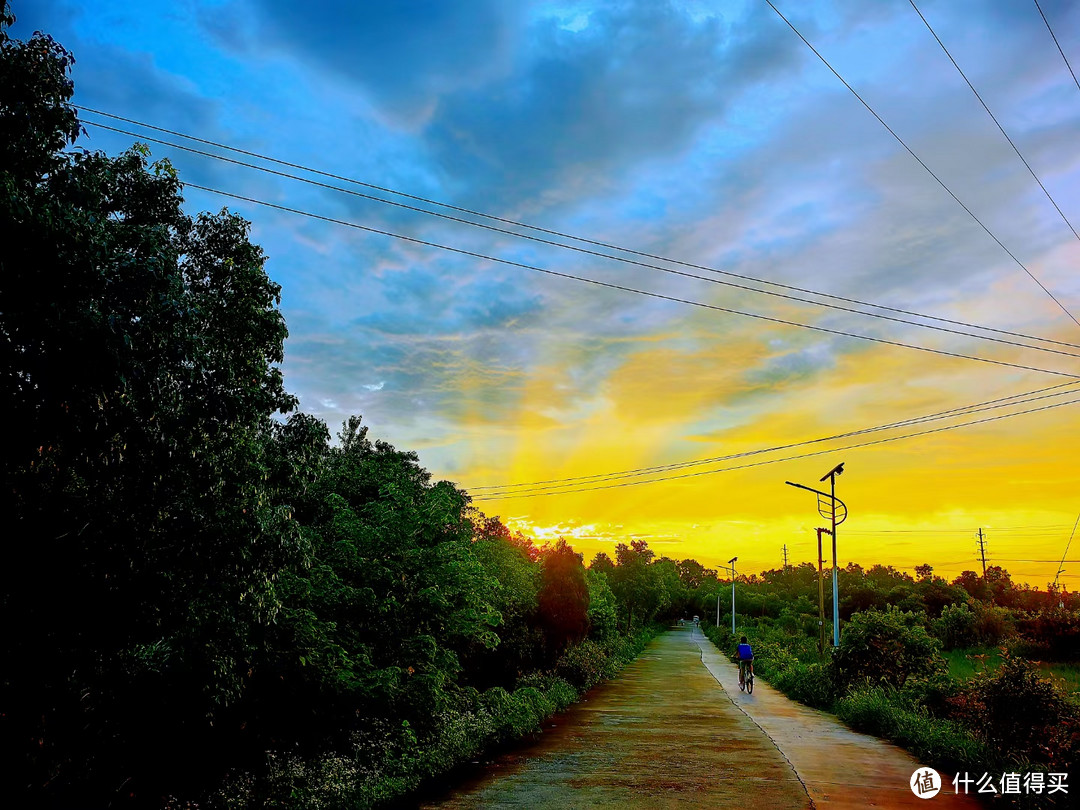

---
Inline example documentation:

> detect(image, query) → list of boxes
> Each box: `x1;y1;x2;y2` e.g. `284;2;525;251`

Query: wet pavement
423;627;983;808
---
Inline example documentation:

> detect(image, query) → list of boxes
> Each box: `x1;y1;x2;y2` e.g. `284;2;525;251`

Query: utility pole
815;528;830;653
782;544;789;569
825;465;842;647
786;461;847;647
729;556;738;634
976;528;988;576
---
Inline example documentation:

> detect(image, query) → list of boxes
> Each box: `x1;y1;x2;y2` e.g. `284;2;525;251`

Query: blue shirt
737;643;753;660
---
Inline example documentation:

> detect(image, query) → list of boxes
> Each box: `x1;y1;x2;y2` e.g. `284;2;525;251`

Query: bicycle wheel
746;672;754;694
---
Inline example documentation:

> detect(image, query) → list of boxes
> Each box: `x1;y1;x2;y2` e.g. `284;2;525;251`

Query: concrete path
423;627;982;808
690;627;981;808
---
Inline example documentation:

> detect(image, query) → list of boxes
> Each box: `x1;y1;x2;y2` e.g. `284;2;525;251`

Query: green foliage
586;569;619;641
771;662;836;709
832;608;945;693
1015;610;1080;661
933;601;1012;650
537;538;590;655
610;540;669;631
836;686;988;771
947;653;1080;770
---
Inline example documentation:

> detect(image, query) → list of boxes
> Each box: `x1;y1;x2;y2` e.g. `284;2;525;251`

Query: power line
80;117;1080;361
471;395;1080;500
74;106;1080;352
1034;0;1080;93
910;0;1080;244
764;0;1080;328
181;182;1080;381
473;382;1080;491
1053;512;1080;587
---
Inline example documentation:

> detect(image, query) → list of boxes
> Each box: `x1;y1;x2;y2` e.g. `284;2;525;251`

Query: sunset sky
18;0;1080;585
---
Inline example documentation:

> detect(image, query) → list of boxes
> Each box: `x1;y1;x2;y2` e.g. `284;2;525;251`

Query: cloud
218;0;521;126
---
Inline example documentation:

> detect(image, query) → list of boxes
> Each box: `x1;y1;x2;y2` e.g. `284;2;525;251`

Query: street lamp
728;556;738;634
786;463;847;646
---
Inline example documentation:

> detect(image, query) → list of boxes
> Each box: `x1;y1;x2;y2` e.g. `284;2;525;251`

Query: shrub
934;602;979;650
1014;610;1080;661
947;653;1080;769
556;639;608;690
836;686;987;771
832;608;945;693
771;661;835;709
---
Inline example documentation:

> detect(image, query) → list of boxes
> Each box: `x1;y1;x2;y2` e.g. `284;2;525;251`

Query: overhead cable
764;0;1080;328
182;181;1080;381
909;0;1080;243
472;381;1080;490
74;105;1080;351
471;396;1080;500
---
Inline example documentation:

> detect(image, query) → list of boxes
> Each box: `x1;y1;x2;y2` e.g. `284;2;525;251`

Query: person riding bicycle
736;636;754;687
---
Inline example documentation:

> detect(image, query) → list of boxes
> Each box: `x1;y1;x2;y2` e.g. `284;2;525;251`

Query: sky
14;0;1080;585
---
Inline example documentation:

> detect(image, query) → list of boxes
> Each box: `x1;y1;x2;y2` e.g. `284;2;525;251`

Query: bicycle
739;659;754;694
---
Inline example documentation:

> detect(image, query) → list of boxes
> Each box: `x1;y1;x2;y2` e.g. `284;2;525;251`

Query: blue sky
15;0;1080;579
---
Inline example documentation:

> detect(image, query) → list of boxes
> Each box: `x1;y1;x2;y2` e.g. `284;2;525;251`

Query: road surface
423;626;982;808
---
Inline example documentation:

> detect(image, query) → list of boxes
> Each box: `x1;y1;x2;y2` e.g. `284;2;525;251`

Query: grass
946;647;1080;695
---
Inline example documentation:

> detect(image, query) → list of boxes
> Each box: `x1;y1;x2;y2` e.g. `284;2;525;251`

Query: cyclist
736;636;754;688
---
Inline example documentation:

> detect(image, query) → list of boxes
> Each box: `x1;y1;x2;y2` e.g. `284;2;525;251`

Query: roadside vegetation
696;566;1080;809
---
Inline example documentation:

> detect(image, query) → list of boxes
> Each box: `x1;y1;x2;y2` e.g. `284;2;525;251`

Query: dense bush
933;601;1013;649
836;686;988;770
1014;611;1080;661
832;608;945;693
772;661;835;709
947;654;1080;770
212;627;660;809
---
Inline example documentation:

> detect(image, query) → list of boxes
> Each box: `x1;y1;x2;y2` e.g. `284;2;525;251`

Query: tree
1;9;309;801
589;550;615;574
537;538;590;655
609;540;666;632
677;558;716;589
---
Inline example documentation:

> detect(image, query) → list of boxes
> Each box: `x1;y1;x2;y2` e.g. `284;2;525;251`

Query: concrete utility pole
825;465;842;647
815;527;830;653
977;528;988;576
729;556;738;634
786;461;847;647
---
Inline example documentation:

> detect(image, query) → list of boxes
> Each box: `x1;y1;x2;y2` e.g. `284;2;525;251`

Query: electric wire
1053;512;1080;585
909;0;1080;243
472;381;1080;490
764;0;1080;328
182;182;1080;382
80;117;1080;361
471;395;1080;500
1034;0;1080;93
74;105;1080;351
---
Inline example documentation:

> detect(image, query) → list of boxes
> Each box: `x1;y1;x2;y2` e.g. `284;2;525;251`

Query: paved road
423;627;982;808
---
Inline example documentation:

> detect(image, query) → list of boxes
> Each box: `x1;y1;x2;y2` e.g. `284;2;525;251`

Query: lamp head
820;462;845;482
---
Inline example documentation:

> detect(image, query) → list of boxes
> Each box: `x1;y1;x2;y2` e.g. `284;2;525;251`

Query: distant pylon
782;544;789;569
